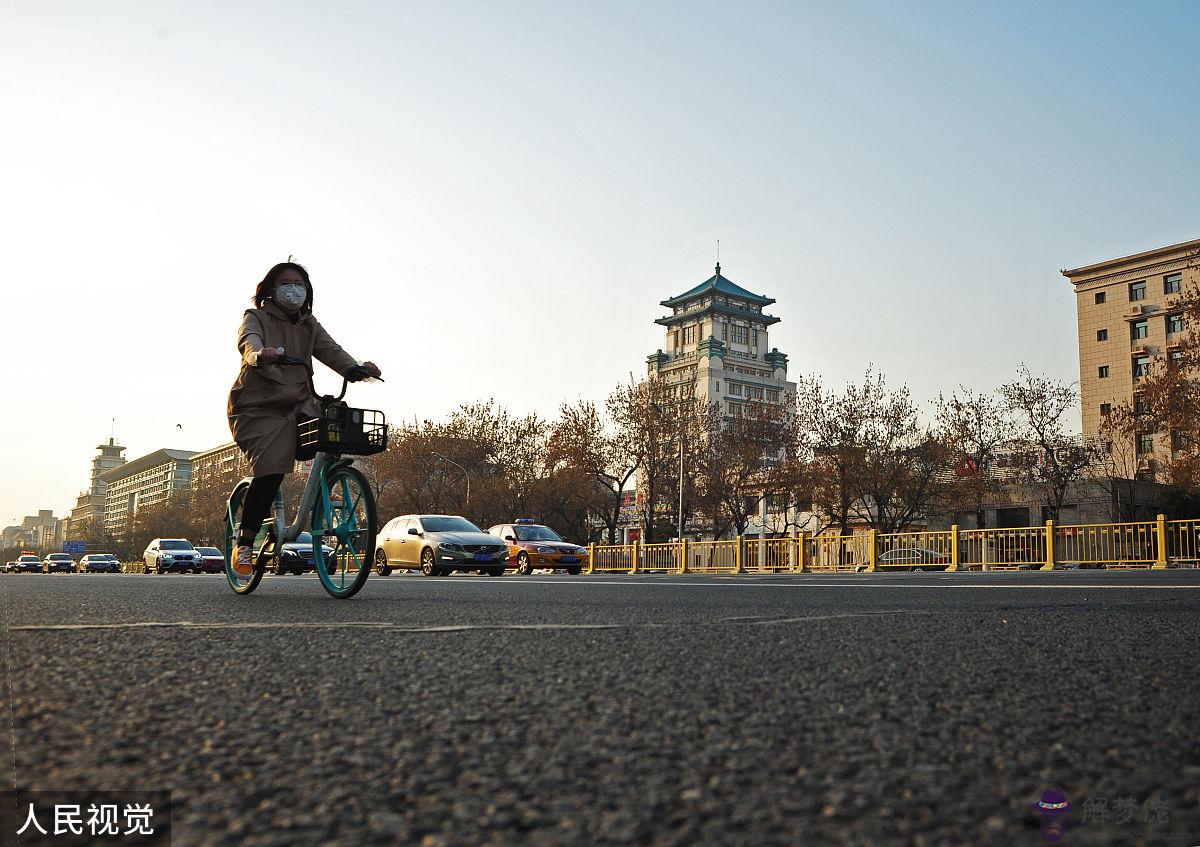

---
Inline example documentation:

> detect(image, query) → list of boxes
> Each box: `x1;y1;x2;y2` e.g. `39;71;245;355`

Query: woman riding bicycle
227;261;381;578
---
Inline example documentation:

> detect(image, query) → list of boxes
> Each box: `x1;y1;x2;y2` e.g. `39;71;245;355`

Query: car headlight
536;546;558;554
576;548;588;556
439;542;462;551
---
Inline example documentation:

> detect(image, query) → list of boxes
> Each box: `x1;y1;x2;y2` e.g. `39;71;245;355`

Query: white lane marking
8;612;914;634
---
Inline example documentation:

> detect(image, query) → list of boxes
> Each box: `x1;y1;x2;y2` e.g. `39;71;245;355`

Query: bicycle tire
311;465;376;599
224;478;266;595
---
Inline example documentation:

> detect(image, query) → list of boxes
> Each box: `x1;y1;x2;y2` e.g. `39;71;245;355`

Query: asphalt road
2;570;1199;846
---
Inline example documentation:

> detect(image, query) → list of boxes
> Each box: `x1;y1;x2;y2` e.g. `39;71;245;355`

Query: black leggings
238;474;285;544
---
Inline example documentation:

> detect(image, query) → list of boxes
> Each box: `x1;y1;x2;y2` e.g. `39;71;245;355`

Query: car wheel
271;560;285;576
487;567;504;577
420;548;438;577
566;567;582;575
374;550;391;576
516;552;533;576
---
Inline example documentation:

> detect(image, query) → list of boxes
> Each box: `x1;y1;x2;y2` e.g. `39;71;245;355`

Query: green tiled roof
660;265;775;308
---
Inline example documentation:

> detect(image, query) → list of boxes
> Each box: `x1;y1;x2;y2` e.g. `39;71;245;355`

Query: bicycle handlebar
272;355;383;402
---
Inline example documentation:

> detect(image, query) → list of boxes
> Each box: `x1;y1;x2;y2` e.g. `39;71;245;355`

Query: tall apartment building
190;441;248;484
1063;238;1198;470
646;264;797;414
97;448;196;532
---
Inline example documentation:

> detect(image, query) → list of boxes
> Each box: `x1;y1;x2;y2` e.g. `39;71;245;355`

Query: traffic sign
63;540;86;554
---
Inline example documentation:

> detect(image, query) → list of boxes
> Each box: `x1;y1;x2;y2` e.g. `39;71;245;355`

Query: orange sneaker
232;545;256;579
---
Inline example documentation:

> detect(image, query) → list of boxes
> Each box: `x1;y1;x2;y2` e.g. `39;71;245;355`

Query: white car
142;538;203;574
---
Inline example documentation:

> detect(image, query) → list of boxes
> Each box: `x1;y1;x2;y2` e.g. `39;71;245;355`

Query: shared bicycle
223;358;386;599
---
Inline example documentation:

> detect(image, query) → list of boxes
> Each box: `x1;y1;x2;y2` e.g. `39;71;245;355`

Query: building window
1095;291;1106;305
715;381;720;393
751;330;758;349
728;402;742;416
1133;355;1150;378
1137;433;1154;455
1165;273;1182;295
728;382;742;397
1135;396;1151;416
731;324;748;345
1174;431;1193;451
1129;280;1147;301
1170;350;1184;367
1167;313;1185;335
766;389;779;403
1131;319;1148;341
1098;365;1110;378
1100;403;1112;416
1096;329;1108;341
721;321;727;341
682;325;696;345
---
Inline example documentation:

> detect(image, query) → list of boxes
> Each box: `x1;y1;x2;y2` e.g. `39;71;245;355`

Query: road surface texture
1;570;1198;846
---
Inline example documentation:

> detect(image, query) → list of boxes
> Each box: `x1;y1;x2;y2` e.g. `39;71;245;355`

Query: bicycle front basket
297;405;387;456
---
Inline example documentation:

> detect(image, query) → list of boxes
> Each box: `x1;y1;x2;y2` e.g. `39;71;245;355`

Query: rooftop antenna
715;239;721;276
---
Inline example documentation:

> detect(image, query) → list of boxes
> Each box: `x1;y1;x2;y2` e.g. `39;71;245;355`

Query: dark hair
253;262;314;310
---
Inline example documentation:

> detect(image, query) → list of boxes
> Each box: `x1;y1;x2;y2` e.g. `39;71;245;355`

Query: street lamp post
430;452;470;511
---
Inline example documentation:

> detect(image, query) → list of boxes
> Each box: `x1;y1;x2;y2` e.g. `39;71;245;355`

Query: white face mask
274;282;307;311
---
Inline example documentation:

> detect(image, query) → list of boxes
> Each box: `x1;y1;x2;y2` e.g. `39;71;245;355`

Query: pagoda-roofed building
647;264;796;417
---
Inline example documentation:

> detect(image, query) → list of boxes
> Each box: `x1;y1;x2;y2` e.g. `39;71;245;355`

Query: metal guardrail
583;515;1194;574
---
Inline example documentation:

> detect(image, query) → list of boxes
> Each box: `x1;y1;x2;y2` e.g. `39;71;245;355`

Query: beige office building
1063;238;1197;457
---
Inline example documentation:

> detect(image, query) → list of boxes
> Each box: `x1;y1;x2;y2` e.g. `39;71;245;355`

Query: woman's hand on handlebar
257;346;286;365
345;362;383;383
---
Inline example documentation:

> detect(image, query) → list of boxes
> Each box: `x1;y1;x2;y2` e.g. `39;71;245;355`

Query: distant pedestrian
226;261;381;578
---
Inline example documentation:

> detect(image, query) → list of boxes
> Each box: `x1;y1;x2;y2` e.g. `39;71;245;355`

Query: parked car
373;514;508;576
487;519;588;575
15;555;42;573
194;547;227;574
143;539;203;574
79;554;121;573
43;553;76;573
868;547;951;572
270;532;335;575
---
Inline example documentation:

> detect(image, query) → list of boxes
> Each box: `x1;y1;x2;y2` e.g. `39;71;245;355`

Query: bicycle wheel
224;478;266;595
311;465;376;599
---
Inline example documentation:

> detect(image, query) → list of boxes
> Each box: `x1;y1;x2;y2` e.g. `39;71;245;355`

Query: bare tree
796;369;953;534
548;398;639;543
999;366;1102;522
935;387;1014;528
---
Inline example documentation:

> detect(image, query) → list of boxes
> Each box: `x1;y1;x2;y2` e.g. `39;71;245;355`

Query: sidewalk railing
584;515;1199;574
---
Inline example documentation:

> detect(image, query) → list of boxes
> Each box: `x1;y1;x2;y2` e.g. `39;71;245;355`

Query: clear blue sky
2;1;1198;526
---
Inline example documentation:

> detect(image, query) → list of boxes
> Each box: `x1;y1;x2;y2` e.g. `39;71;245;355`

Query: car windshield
514;525;563;542
421;517;481;534
295;532;314;544
160;540;194;550
49;554;71;560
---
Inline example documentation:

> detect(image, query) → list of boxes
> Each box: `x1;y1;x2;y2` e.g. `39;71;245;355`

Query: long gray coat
227;301;359;476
